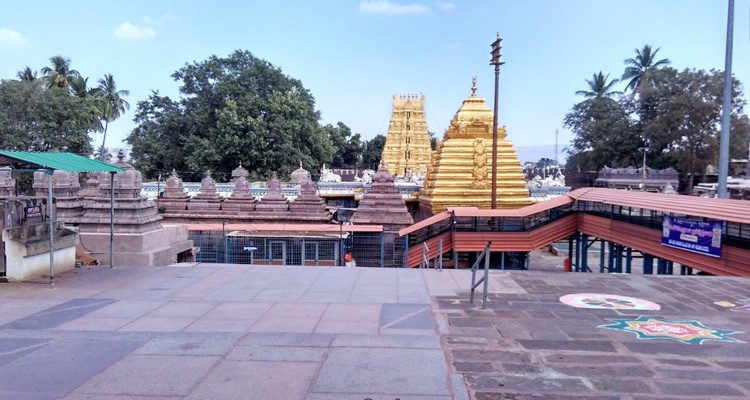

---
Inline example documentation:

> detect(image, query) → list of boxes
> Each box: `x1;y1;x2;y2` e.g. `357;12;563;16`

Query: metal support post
615;245;623;273
567;235;574;267
581;234;589;273
500;251;505;270
380;233;385;268
301;239;306;266
717;0;735;198
599;238;605;273
575;232;581;272
110;171;115;268
608;242;615;273
482;248;491;308
667;261;674;275
404;235;409;268
454;249;458;269
437;235;443;271
47;172;55;289
525;252;530;270
643;254;653;274
680;265;687;275
625;247;632;274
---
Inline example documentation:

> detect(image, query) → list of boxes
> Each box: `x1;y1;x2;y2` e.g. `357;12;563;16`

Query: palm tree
16;66;38;81
575;72;621;99
70;76;104;132
97;74;130;159
41;55;80;90
622;45;670;91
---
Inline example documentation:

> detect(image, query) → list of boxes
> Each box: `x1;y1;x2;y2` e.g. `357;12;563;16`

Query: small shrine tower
381;93;433;176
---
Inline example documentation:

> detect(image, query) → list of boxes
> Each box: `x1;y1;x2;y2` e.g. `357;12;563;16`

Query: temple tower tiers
290;162;311;186
288;180;330;221
77;150;193;266
254;172;289;213
187;171;223;214
419;78;530;214
351;160;414;231
159;169;191;213
222;176;257;214
231;162;249;183
381;93;433;176
78;151;163;234
0;168;15;199
32;170;84;222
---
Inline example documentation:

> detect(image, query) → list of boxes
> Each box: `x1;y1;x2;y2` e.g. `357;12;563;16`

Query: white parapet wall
2;223;79;282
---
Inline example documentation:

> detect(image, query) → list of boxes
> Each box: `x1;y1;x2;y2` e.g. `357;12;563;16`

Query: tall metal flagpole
490;33;505;209
718;0;735;198
48;171;55;289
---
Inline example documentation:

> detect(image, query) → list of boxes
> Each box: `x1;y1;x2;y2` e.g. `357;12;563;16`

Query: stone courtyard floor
0;263;747;399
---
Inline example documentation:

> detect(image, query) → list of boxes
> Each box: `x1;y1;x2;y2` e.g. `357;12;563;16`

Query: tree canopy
127;50;368;181
0;55;129;159
565;45;750;193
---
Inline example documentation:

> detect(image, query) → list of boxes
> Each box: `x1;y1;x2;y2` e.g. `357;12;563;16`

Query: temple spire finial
496;31;500;40
471;76;477;96
299;161;303;168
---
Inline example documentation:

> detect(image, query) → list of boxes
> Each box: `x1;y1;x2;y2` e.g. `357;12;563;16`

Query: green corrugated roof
0;151;125;172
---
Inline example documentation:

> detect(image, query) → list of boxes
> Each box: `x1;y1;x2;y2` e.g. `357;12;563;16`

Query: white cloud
359;1;431;15
436;2;454;11
0;28;28;47
113;22;155;40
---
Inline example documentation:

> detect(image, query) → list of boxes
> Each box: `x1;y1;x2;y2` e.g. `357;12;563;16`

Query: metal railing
419;243;429;269
469;241;492;309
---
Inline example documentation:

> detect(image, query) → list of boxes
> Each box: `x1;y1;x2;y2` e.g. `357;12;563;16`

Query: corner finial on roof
471;76;477;96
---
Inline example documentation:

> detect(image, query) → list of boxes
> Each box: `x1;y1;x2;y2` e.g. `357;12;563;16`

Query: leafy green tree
16;67;37;82
622;45;670;92
41;55;80;90
96;74;130;159
323;122;362;168
360;134;386;170
127;50;335;181
575;72;621;99
638;68;750;193
564;96;640;171
0;80;93;155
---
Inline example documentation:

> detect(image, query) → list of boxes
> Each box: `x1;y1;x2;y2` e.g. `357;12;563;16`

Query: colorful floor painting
598;316;745;344
559;293;660;310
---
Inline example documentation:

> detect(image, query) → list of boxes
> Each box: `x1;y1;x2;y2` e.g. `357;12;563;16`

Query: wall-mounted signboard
662;215;722;258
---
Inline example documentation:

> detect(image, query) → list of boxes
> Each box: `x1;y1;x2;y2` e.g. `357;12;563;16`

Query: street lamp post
717;0;735;198
490;33;505;209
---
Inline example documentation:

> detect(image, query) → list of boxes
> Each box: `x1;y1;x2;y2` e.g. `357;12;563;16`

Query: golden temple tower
381;93;432;176
419;78;531;214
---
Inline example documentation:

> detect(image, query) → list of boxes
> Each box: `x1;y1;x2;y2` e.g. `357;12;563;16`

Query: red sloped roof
568;188;750;224
451;195;574;218
397;210;452;236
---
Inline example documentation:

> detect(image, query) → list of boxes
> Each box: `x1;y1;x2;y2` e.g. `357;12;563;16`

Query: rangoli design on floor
731;299;750;314
559;293;660;310
599;316;745;344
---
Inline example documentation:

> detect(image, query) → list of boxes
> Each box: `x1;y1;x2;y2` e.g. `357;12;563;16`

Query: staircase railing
419;242;429;269
469;241;492;309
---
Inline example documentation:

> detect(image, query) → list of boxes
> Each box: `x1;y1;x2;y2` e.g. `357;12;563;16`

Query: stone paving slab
438;271;750;399
0;265;474;399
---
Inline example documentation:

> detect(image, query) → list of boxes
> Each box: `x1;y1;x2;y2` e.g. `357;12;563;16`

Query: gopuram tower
381;93;432;176
419;78;531;214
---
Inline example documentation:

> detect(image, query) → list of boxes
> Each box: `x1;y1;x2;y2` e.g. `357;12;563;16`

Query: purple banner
661;215;722;258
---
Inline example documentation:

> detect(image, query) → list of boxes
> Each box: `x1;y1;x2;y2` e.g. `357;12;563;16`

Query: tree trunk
100;120;109;161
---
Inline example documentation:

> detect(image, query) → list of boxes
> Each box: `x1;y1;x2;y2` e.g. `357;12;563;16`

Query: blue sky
1;0;749;164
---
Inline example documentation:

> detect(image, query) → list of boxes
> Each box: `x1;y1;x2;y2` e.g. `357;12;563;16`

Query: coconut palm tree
16;66;38;81
96;74;130;159
622;45;670;92
41;55;80;90
575;72;621;99
69;76;104;132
